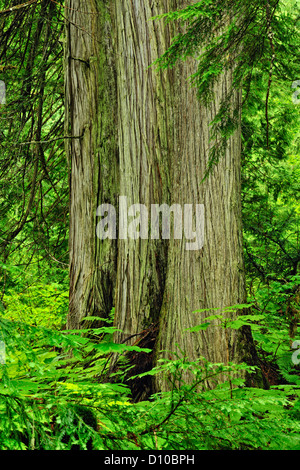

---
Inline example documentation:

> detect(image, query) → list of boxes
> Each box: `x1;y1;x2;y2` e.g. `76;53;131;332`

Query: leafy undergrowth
0;304;300;451
1;283;68;329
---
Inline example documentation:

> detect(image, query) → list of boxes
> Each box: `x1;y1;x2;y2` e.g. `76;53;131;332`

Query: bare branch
13;135;84;146
0;0;38;16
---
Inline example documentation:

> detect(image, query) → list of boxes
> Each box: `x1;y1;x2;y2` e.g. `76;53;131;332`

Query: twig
0;0;37;16
265;0;276;151
13;134;84;146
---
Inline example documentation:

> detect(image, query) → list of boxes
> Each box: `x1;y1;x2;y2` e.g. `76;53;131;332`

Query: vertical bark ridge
113;0;175;342
66;0;118;329
156;61;246;388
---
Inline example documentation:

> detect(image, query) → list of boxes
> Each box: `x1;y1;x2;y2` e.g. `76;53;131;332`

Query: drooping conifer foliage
153;0;300;177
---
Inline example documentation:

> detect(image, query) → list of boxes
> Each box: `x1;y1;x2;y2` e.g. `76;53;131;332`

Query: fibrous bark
66;0;263;397
66;0;118;329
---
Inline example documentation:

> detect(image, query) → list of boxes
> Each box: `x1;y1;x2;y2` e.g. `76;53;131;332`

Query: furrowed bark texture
65;0;118;329
113;0;175;343
66;0;261;395
157;67;246;369
112;0;249;386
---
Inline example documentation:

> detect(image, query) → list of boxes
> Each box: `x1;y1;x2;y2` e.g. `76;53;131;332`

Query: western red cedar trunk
65;0;118;329
66;0;263;397
113;0;174;342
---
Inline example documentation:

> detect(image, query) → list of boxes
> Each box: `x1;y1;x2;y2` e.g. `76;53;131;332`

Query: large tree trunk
156;67;247;389
65;0;118;329
113;0;174;342
66;0;263;397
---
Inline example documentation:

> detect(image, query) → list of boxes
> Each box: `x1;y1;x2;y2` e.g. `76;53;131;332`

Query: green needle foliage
0;0;299;451
153;0;300;178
